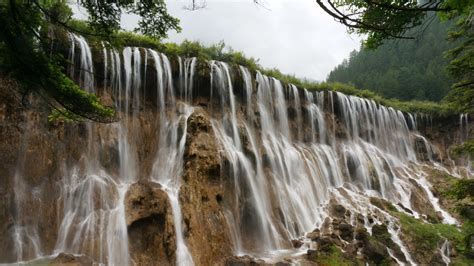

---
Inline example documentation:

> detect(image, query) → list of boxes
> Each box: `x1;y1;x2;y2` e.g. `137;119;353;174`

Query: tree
318;0;473;112
0;1;180;122
327;16;455;101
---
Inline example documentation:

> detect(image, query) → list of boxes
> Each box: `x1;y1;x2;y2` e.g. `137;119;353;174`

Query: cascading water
54;37;133;266
204;62;462;262
11;112;43;262
460;113;469;142
3;33;468;265
149;49;195;266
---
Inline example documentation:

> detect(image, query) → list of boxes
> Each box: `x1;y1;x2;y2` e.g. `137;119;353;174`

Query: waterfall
205;63;460;261
440;239;451;265
11;113;43;262
54;40;133;266
149;49;195;265
3;34;467;265
460;113;469;142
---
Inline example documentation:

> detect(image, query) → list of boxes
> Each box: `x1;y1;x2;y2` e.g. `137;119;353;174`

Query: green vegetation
450;140;474;157
0;1;179;122
319;0;473;113
107;29;454;116
328;17;455;102
397;212;463;251
0;2;115;122
371;187;473;264
0;1;468;119
307;244;363;266
385;205;473;264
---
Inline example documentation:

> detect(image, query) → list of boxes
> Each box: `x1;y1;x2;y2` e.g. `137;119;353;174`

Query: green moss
397;212;462;250
307;245;363;266
450;140;474;157
370;197;398;213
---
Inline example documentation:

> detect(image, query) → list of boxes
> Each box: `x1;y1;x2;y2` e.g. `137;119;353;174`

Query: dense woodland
328;17;455;102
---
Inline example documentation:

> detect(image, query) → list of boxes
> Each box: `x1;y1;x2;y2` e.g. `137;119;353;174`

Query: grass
450;140;474;157
396;212;463;251
307;244;363;266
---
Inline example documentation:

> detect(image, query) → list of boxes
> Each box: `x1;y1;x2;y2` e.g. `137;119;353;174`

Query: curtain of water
6;34;464;265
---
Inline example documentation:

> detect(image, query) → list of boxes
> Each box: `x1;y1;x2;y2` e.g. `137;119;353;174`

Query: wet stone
291;239;304;248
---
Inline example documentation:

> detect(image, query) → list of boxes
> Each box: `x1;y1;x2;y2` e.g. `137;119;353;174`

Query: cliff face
0;36;472;266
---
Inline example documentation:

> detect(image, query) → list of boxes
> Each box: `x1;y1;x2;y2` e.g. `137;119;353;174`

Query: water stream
3;34;467;265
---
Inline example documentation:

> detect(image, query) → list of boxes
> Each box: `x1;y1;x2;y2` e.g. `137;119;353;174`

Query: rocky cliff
0;35;472;265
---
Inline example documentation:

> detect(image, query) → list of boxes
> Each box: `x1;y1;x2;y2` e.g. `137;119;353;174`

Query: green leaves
0;1;115;122
328;17;455;102
0;0;182;122
77;0;180;40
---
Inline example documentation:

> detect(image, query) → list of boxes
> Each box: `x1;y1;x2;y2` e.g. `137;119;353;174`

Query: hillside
328;16;455;102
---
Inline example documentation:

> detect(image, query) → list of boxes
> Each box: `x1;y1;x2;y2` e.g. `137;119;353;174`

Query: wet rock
355;226;369;241
414;135;440;162
329;201;348;219
336;222;354;241
362;238;390;264
125;180;176;265
125;180;170;227
180;108;234;264
315;237;333;252
187;109;211;133
306;249;317;256
291;239;304;248
225;255;267;265
185;109;221;181
397;203;413;214
372;224;389;241
50;253;94;265
274;262;291;266
306;229;320;241
408;179;441;223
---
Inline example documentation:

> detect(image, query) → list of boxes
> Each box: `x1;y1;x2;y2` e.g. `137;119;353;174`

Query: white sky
73;0;363;81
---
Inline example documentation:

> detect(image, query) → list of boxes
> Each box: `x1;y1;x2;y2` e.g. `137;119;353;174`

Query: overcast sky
74;0;363;81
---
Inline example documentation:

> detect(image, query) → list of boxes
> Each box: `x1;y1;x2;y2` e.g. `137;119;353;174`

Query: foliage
443;5;474;113
0;0;181;122
450;140;474;157
307;244;363;266
315;0;467;48
0;1;114;122
446;178;474;202
328;16;455;102
48;108;84;123
321;0;473;114
73;0;180;39
396;212;463;252
163;40;261;71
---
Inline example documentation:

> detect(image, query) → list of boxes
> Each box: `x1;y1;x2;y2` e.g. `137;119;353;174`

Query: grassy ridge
69;19;458;116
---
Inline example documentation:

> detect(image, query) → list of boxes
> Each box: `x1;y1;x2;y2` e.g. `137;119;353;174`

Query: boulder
125;180;170;227
124;180;176;265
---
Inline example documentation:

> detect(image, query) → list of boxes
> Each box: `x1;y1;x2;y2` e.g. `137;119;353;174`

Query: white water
4;35;468;266
440;239;451;265
149;49;195;266
416;176;458;225
460;113;469;142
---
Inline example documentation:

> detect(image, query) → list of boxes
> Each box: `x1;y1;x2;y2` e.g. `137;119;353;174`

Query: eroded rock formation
0;34;472;266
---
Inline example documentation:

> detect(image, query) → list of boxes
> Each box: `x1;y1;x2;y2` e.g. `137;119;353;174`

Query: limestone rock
125;180;169;227
224;255;271;266
125;180;176;265
50;253;94;266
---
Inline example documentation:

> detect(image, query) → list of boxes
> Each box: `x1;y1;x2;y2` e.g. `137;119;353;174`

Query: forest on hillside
327;17;455;102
